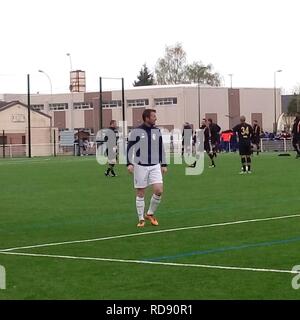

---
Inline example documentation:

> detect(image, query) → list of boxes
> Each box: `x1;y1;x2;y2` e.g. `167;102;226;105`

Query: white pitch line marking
0;213;299;252
0;251;298;275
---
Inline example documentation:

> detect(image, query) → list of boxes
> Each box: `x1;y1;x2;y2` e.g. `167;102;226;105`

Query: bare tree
155;43;187;85
155;43;221;86
185;61;221;86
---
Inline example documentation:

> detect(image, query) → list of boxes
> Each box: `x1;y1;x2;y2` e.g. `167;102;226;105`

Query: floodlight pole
273;69;282;134
197;79;201;129
99;76;126;128
27;74;32;158
99;77;103;130
121;78;125;122
2;130;5;158
66;53;74;130
53;129;57;157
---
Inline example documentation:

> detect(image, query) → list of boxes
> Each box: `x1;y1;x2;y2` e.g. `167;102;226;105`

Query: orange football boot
137;220;145;227
145;214;159;226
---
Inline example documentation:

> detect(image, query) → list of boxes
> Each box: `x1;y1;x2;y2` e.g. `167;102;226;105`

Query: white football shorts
133;164;163;188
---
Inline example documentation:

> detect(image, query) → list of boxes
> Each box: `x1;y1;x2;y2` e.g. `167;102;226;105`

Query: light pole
27;74;31;158
66;53;74;130
38;70;52;95
66;53;73;72
274;69;282;133
228;74;233;89
197;79;201;129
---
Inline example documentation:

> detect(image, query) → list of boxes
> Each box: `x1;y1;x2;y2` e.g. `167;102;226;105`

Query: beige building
0;84;281;135
109;85;281;133
0;101;56;157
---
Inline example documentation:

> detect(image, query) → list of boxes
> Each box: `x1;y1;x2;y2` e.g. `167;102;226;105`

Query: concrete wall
197;87;229;130
73;109;85;128
239;88;280;132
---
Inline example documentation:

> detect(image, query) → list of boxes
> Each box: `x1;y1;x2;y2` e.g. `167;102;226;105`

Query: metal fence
0;127;58;158
0;144;56;158
0;139;296;159
260;139;294;153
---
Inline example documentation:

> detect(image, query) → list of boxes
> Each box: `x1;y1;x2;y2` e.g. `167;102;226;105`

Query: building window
11;114;26;122
73;102;93;110
102;100;122;108
0;136;7;144
49;103;69;111
154;97;177;106
127;99;149;107
31;104;44;111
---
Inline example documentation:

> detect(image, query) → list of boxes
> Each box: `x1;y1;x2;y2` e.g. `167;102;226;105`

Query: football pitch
0;153;299;299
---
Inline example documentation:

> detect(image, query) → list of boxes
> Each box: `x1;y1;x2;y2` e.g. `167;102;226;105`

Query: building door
54;111;66;129
228;89;240;129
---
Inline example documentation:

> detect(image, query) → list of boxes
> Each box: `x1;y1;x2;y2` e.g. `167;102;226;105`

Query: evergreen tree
133;64;155;86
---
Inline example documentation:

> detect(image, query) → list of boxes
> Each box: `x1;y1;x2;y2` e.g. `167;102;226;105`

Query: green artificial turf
0;153;299;299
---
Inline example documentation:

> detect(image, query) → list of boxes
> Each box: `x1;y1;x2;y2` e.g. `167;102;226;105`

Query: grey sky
0;0;299;94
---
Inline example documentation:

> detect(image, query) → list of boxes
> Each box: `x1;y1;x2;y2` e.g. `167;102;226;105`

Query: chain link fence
0;129;296;159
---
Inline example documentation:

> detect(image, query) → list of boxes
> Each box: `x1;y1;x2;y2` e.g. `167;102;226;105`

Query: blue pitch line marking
144;236;300;262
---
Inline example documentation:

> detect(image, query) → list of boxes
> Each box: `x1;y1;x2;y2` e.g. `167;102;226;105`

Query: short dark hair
253;120;258;123
207;118;213;123
142;109;156;121
110;119;116;125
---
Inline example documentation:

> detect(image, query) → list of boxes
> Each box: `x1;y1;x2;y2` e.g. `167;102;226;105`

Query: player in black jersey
232;116;254;174
252;120;261;155
207;118;221;160
292;114;300;159
188;119;221;168
204;119;221;168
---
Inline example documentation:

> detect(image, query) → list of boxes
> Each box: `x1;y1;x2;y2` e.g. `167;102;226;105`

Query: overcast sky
0;0;299;94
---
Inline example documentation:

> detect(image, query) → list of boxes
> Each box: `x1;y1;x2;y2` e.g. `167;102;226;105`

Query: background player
292;114;300;159
207;118;221;160
252;119;261;155
203;119;217;168
233;116;253;174
104;120;118;177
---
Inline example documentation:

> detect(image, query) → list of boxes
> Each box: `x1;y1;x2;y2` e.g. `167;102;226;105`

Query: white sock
136;196;145;221
147;194;161;215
